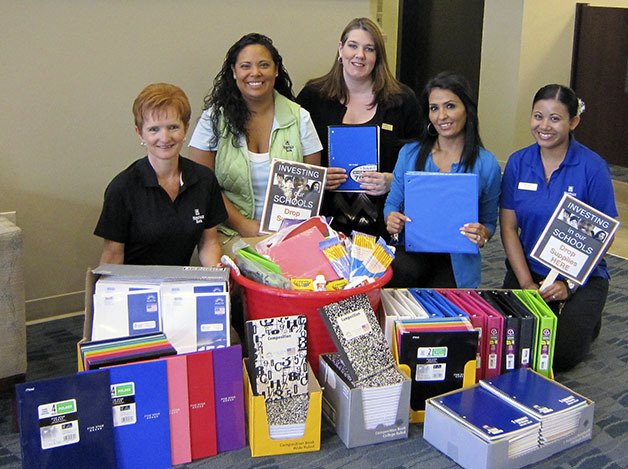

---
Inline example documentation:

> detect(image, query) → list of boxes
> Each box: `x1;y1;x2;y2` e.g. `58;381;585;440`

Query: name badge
518;182;538;191
382;123;393;131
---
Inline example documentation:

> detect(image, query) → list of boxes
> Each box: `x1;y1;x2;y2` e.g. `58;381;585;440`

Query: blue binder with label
403;172;479;254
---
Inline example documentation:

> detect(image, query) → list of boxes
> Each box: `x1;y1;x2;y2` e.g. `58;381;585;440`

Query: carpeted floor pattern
0;234;626;468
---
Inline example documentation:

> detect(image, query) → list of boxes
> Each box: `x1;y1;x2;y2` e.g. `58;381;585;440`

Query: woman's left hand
359;171;392;196
539;281;569;303
460;223;491;248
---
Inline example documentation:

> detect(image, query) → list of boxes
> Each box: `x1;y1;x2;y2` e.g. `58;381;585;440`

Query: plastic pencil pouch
320;236;351;280
352;237;395;279
350;231;377;279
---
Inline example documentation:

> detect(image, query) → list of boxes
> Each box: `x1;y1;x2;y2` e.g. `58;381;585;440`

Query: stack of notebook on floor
245;315;310;440
424;368;594;469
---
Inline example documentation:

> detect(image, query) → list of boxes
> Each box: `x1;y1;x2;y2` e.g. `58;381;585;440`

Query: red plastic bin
232;268;392;376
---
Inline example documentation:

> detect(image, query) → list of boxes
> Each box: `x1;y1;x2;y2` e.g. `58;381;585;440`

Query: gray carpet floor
0;233;626;468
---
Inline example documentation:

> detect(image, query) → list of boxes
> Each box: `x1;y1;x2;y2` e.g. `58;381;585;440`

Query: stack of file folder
78;332;176;370
395;316;478;412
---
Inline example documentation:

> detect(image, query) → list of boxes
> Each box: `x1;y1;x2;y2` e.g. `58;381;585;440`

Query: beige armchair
0;216;27;390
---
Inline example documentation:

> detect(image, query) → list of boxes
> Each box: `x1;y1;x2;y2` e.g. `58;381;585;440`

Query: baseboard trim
26;291;85;322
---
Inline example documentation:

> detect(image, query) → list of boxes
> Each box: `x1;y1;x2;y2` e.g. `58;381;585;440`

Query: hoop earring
337;56;342;64
427;122;438;137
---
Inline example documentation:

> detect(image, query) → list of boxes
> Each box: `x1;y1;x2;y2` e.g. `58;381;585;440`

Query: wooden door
571;5;628;167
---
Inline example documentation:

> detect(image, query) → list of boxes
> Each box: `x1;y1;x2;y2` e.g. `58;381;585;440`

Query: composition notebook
328;125;379;192
403;172;479;254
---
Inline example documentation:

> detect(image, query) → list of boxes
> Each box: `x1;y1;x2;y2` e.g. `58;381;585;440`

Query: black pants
388;247;456;288
502;261;609;372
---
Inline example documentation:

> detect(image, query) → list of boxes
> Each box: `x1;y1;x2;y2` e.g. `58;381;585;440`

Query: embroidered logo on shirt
192;208;204;224
283;140;294;152
566;186;577;197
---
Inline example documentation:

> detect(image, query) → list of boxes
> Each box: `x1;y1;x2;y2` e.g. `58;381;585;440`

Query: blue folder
328;125;379;192
403;172;479;254
108;360;171;469
17;370;117;469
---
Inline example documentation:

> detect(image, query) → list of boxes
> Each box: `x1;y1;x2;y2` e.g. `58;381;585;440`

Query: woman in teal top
384;72;501;288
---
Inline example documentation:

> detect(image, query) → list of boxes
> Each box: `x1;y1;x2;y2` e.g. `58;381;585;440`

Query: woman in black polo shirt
94;83;227;266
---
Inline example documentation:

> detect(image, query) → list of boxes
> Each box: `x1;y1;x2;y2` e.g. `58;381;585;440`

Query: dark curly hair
202;33;294;148
415;71;483;173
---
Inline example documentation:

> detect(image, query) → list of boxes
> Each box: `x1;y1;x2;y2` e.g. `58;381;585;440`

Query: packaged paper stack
424;368;594;469
481;368;589;445
89;265;230;354
245;315;310;439
395;316;478;413
319;294;408;433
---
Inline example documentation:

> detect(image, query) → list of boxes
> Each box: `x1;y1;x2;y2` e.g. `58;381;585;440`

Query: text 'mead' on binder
328;125;379;192
403;172;479;254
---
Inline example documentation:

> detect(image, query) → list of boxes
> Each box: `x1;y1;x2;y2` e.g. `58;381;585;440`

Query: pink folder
267;226;337;280
165;355;192;465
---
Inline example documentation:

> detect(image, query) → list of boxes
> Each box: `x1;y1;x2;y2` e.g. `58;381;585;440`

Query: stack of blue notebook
424;368;594;468
481;369;589;445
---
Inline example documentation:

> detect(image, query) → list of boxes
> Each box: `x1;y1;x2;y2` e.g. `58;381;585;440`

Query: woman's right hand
325;166;348;190
386;211;411;235
237;218;263;238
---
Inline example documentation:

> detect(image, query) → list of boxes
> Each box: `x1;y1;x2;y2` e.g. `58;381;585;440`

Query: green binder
512;290;557;378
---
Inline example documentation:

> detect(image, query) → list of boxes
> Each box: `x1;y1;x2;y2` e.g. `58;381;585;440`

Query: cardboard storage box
423;394;594;469
243;358;321;457
319;354;411;448
79;264;230;370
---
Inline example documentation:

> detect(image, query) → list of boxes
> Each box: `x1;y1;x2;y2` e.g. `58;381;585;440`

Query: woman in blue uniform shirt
384;72;501;288
500;84;618;371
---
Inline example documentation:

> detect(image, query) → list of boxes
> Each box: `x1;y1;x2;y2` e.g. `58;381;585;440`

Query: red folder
187;351;217;459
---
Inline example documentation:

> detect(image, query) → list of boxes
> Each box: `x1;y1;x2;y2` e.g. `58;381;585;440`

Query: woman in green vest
188;33;322;244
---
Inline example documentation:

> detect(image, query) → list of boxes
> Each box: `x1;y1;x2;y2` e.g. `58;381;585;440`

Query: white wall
479;0;628;163
0;0;370;320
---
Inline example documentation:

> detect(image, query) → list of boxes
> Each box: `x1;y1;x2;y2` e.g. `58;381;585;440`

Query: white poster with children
530;193;620;286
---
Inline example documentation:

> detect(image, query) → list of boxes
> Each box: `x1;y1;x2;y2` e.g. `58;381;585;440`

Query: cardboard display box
243;358;321;457
423;394;594;469
318;354;411;448
79;265;230;370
